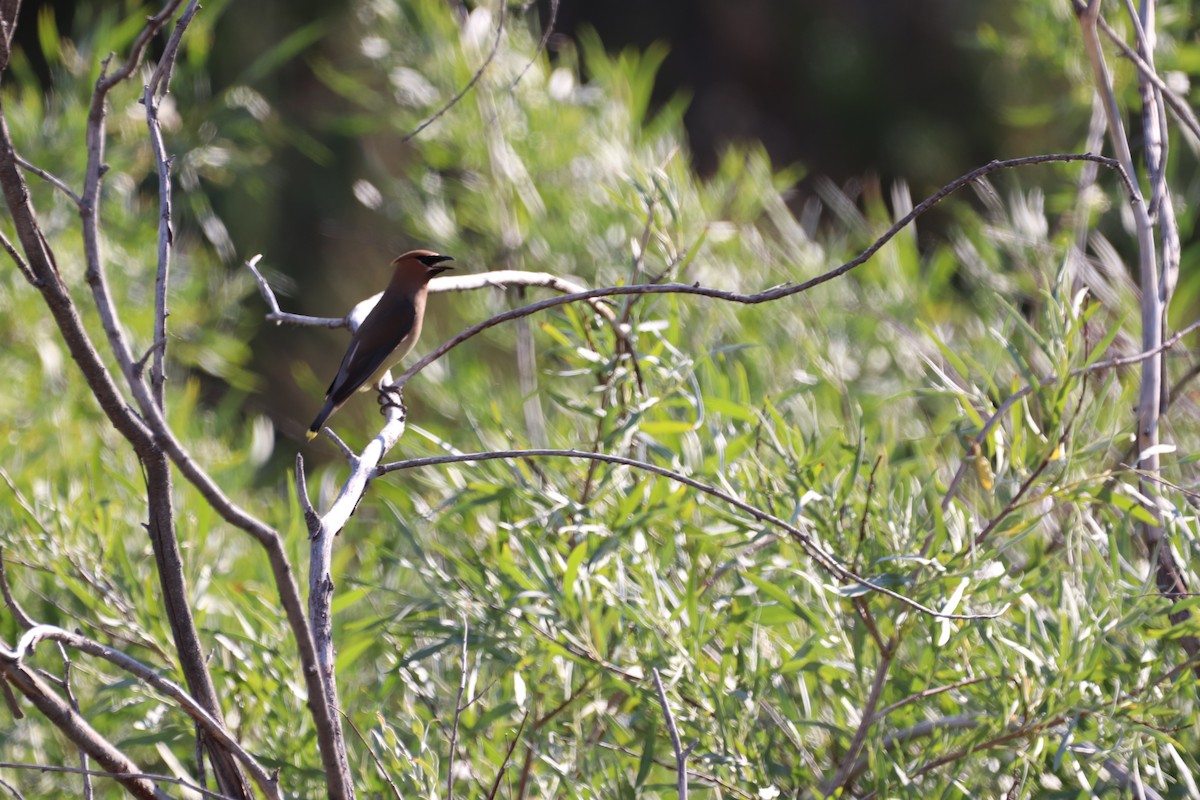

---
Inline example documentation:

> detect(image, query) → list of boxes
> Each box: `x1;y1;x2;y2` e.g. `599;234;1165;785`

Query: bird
306;249;454;440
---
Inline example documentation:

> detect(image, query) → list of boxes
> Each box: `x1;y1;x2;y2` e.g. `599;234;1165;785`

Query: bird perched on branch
307;249;454;440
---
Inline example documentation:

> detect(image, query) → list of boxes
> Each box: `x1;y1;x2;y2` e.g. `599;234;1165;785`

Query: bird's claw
376;384;405;417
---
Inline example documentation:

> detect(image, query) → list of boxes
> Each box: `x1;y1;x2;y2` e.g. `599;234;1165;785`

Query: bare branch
484;710;528;800
378;449;1005;620
79;0;190;389
302;401;412;798
6;625;280;799
322;426;357;461
143;0;201;410
0;0;20;73
819;645;895;797
394;155;1131;390
0;227;38;289
249;264;620;330
651;668;688;800
15;155;81;207
295;453;320;537
431;269;616;322
95;1;187;90
1076;0;1163;533
1080;4;1200;144
0;660;170;800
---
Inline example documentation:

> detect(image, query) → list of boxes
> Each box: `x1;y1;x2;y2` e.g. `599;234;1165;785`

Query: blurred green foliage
2;1;1200;798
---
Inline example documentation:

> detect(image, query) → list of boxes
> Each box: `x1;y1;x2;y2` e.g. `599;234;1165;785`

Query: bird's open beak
428;255;454;276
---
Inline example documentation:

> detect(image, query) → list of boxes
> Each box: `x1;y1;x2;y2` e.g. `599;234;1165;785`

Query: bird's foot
376;384;406;419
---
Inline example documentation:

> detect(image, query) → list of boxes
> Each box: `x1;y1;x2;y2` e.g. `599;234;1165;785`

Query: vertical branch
1126;0;1181;406
819;630;896;797
650;668;688;800
143;0;200;409
1125;0;1196;663
0;0;19;72
447;618;469;800
143;454;252;799
80;0;188;385
303;402;412;800
1076;2;1162;518
55;643;95;800
136;4;252;797
1077;1;1198;666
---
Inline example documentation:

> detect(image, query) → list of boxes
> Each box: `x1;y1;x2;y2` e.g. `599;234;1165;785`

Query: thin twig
0;549;35;630
508;0;558;90
143;0;201;410
98;0;187;90
246;255;346;328
484;710;529;800
875;675;992;720
53;641;93;800
15;154;81;206
340;710;403;800
447;618;469;800
404;0;507;142
0;775;24;800
853;455;884;572
295;453;320;538
651;668;688;800
852;599;888;655
0;228;36;286
379;449;1004;620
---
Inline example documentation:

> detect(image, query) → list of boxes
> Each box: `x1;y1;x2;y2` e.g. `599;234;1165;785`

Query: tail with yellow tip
307;401;335;441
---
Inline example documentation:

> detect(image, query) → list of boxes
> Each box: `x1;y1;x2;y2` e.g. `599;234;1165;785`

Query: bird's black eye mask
418;254;454;268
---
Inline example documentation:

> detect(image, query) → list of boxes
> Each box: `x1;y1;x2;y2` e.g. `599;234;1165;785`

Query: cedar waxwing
306;249;454;440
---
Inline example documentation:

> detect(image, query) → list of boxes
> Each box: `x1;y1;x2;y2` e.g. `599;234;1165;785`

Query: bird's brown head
390;249;454;287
